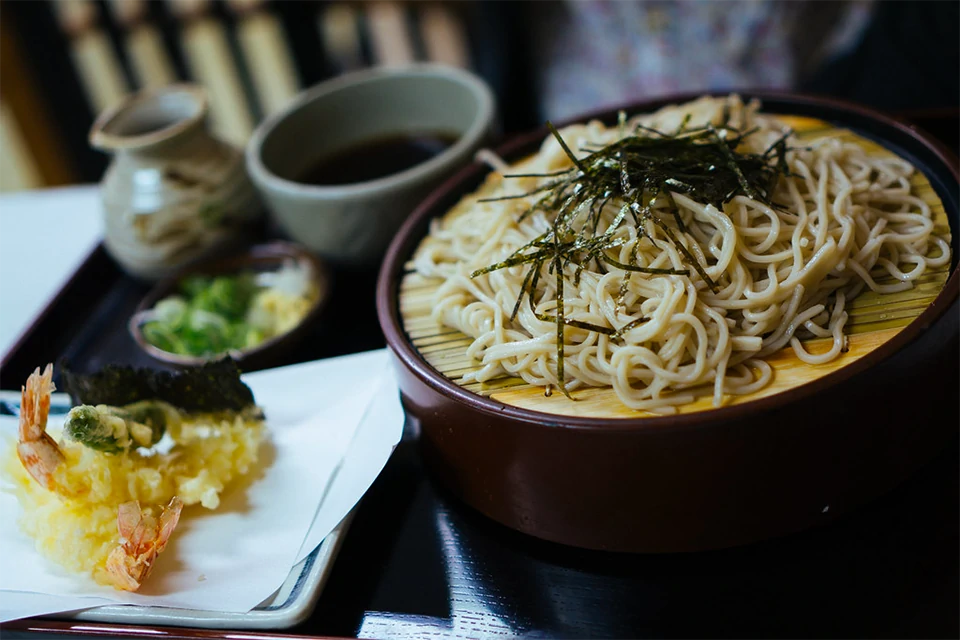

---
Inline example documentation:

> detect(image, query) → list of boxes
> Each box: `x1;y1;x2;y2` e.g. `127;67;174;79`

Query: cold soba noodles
411;96;952;413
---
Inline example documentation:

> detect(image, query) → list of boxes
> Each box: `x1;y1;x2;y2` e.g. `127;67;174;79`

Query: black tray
2;113;958;640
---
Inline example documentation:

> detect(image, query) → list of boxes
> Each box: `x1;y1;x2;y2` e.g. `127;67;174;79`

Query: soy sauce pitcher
90;84;261;280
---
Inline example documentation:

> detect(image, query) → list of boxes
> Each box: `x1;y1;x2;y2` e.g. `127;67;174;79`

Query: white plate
0;350;404;627
51;513;354;630
0;388;353;630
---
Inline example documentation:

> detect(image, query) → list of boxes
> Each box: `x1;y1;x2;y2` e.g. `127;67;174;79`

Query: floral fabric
533;0;874;120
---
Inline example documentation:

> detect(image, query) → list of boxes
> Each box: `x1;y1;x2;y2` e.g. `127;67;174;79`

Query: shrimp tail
104;497;184;592
16;364;64;491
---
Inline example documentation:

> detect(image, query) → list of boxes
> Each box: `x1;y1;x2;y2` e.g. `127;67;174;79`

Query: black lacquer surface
1;113;957;640
4;247;956;640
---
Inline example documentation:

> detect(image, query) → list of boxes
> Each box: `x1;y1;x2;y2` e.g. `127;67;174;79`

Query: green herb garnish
471;113;790;398
141;273;260;358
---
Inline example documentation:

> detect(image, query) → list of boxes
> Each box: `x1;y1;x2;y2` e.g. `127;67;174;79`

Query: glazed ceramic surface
246;65;495;267
91;85;261;281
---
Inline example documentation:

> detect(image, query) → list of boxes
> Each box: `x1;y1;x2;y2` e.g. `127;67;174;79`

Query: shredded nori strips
471;111;792;398
60;359;255;412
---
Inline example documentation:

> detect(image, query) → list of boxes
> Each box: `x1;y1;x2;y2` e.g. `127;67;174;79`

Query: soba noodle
412;96;952;413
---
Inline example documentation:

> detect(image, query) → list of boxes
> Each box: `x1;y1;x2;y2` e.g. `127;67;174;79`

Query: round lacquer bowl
376;92;959;553
131;241;329;372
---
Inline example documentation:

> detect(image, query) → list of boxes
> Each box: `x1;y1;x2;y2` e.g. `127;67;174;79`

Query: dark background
0;2;957;638
1;0;957;187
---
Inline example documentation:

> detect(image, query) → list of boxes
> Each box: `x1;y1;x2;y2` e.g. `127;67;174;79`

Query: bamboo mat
398;116;953;419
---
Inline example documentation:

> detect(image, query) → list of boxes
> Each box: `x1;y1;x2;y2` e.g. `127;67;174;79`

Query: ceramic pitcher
90;84;260;281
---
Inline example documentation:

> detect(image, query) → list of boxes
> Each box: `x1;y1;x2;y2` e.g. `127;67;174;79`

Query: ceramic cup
246;65;496;267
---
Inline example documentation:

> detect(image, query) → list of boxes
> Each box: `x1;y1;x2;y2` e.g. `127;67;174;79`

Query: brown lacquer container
130;241;329;371
376;92;959;553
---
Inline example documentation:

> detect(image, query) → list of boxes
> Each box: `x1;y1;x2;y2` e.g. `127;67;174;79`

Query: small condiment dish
129;241;329;371
246;64;496;267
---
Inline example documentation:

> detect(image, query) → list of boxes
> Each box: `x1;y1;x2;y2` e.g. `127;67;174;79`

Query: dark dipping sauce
296;131;460;186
